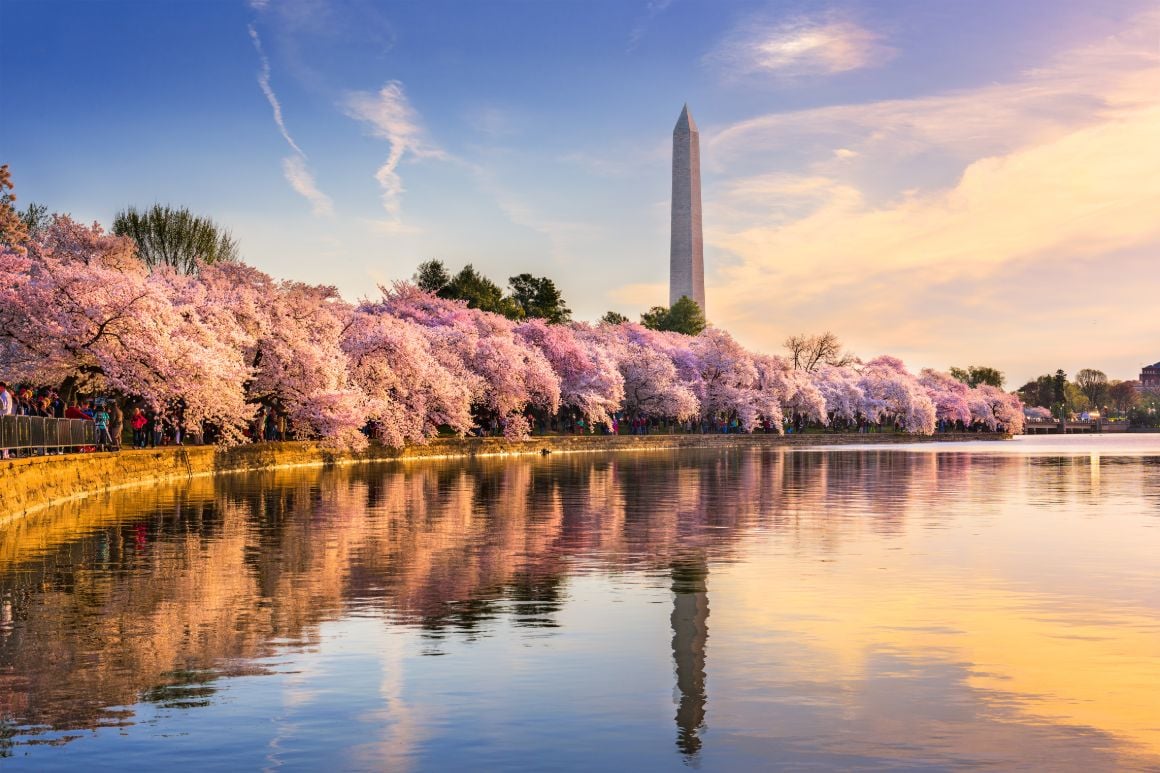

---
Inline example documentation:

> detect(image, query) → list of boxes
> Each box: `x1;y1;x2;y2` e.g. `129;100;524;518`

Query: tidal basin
2;436;1158;770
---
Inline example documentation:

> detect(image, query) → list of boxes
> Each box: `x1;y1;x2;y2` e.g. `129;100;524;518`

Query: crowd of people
0;380;224;458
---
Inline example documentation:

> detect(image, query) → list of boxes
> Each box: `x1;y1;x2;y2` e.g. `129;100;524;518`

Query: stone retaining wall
0;432;1005;524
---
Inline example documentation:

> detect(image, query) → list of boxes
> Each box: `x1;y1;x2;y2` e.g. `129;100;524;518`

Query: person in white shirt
0;381;12;459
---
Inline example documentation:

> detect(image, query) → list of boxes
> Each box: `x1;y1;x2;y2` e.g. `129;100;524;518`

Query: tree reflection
0;448;991;752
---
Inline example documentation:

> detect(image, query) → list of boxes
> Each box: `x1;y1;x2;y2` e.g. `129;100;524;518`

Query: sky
1;0;1157;386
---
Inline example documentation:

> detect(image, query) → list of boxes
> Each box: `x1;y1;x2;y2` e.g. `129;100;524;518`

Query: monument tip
675;104;697;133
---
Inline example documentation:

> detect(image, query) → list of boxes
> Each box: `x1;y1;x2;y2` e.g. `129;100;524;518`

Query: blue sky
2;0;1158;384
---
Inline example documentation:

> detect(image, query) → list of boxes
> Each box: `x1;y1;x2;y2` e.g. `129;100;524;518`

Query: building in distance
1140;362;1160;391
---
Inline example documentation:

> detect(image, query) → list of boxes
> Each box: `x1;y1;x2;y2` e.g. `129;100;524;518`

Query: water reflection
671;557;708;759
0;445;1158;769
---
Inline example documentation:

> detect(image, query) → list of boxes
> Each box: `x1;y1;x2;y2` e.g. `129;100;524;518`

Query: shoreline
0;432;1006;525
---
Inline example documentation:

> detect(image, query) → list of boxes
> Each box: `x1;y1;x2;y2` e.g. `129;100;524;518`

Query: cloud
708;14;895;78
700;10;1160;383
248;24;304;156
282;155;334;216
343;81;447;221
249;23;335;216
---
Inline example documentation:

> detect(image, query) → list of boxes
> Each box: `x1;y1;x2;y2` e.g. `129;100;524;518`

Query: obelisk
670;104;705;315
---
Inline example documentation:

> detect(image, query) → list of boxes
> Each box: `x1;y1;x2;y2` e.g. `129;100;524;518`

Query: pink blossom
859;356;937;434
919;369;972;426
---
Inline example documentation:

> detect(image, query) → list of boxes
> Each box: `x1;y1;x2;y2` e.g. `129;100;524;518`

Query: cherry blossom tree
919;368;972;427
692;329;780;431
342;306;475;447
810;365;866;426
377;284;561;437
586;323;698;421
515;319;623;426
975;384;1025;434
859;356;937;434
1025;405;1053;421
754;354;827;427
191;262;363;442
0;216;252;439
1;212;1016;446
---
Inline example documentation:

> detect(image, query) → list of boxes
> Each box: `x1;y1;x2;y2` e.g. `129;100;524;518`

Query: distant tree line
417;259;711;335
601;296;706;336
415;260;573;324
1015;367;1156;426
949;365;1005;389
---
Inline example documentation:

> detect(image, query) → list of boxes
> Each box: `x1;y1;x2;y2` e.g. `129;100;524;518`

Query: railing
0;415;97;454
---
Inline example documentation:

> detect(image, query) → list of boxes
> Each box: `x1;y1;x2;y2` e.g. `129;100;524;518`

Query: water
1;436;1158;770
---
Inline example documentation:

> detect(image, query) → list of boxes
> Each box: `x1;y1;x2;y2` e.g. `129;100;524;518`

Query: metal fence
0;416;98;454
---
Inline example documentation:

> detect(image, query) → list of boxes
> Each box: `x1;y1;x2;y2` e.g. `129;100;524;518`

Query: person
14;387;31;416
108;400;124;451
252;405;266;442
93;401;114;451
130;407;147;448
63;401;95;452
151;410;164;447
0;381;13;459
165;413;182;446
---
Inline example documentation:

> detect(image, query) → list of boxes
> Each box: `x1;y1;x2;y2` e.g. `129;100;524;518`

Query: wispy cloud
282;155;334;216
248;23;334;216
248;24;304;156
343;81;447;221
708;14;895;78
701;10;1160;382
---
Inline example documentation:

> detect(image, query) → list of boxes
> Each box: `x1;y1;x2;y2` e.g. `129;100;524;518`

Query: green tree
950;365;1005;388
1053;369;1067;406
1075;368;1109;409
974;365;1005;388
640;295;706;336
1130;392;1160;428
412;261;573;323
414;259;451;294
19;202;49;239
1065;382;1088;413
1108;380;1139;415
639;306;669;330
600;311;629;325
113;204;239;274
1016;375;1057;409
442;264;521;318
508;273;571;324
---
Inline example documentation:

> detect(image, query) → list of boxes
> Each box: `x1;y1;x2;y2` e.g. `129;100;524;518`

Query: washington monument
670;104;705;315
